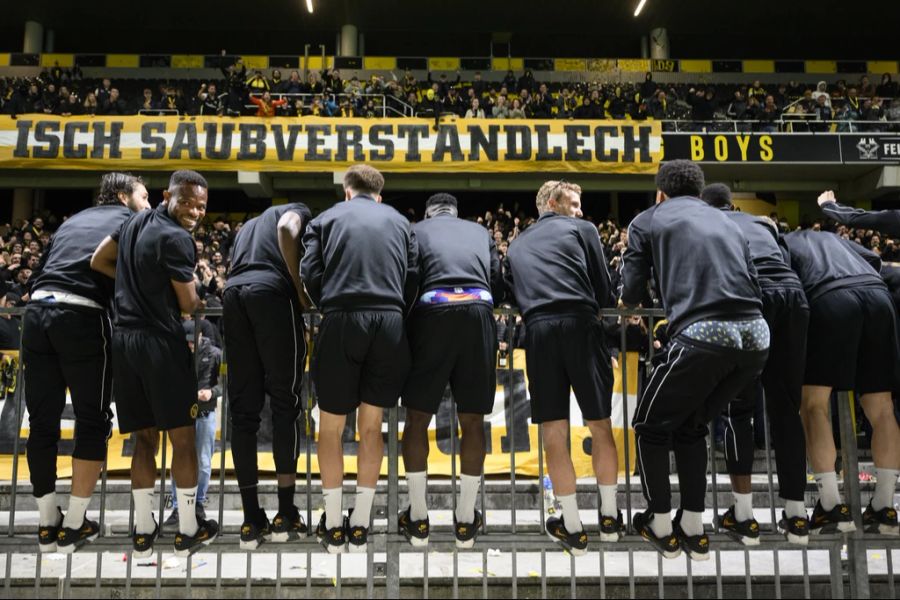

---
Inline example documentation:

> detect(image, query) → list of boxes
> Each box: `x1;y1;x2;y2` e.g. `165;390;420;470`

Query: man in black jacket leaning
783;228;900;536
25;172;148;554
621;161;769;561
818;189;900;237
223;201;313;550
505;180;622;557
399;193;502;550
700;184;811;546
301;165;418;554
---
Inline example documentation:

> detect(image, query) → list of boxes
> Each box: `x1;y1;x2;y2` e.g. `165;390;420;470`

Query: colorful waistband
418;288;493;306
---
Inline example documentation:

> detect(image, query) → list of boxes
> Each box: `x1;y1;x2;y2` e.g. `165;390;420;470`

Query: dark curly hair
655;160;705;198
700;183;732;209
169;169;209;190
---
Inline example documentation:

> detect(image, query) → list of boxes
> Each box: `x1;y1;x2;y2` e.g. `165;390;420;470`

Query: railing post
837;391;870;599
386;406;400;597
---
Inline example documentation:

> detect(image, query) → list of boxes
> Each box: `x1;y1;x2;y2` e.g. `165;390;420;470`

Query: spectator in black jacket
98;88;128;115
688;87;717;122
197;83;225;116
640;73;658;103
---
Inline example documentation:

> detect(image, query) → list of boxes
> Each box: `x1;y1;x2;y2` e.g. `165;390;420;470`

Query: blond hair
536;180;582;213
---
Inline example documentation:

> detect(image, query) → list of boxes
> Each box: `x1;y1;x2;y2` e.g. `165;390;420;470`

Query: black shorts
113;328;198;433
312;310;410;415
524;314;613;424
22;303;114;462
402;303;497;415
805;285;900;393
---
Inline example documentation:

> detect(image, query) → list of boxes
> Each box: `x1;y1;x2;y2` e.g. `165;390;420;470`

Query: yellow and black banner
0;352;640;479
0;116;662;174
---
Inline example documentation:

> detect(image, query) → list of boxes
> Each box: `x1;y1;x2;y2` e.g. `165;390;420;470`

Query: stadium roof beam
237;170;274;198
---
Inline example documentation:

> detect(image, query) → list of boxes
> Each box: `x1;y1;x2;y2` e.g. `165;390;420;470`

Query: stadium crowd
2;59;900;131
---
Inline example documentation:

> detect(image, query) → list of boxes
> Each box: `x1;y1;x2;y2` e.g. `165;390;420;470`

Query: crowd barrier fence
0;306;895;598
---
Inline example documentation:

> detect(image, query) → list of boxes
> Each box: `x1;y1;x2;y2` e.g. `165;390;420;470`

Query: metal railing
0;305;896;597
660;118;898;133
244;92;416;118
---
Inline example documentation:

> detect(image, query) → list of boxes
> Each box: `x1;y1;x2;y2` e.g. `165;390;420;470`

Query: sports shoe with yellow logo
399;507;430;547
57;518;100;554
810;500;856;534
239;509;271;550
598;510;624;543
673;510;710;562
38;508;63;553
270;508;308;543
634;511;681;559
132;521;159;559
863;501;899;536
777;510;810;545
173;518;219;557
454;509;483;550
717;506;760;546
316;513;347;554
546;515;588;556
346;511;369;554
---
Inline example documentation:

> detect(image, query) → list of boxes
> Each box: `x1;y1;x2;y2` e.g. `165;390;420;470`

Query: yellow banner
0;116;662;174
0;352;641;479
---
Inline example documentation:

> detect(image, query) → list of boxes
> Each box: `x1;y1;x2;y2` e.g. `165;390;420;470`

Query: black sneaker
163;508;180;532
863;502;899;536
38;508;63;553
57;518;100;554
454;510;483;550
673;510;710;562
132;521;159;559
545;516;588;556
717;506;760;546
598;510;624;543
173;518;219;557
633;511;681;560
347;514;369;554
196;504;207;522
270;508;308;543
778;511;810;545
399;507;430;548
239;510;271;551
810;500;856;534
316;513;347;554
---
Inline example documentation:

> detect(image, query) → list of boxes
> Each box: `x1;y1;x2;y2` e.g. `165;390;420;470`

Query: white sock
132;488;156;535
733;492;754;522
785;500;807;519
556;494;583;532
599;485;618;518
323;487;343;529
680;510;704;537
63;496;91;530
176;486;199;536
36;492;58;527
406;471;428;521
814;472;842;511
456;474;481;524
349;487;376;528
650;512;672;537
873;468;900;511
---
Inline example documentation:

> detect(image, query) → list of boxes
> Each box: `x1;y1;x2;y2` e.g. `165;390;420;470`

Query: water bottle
543;476;560;515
